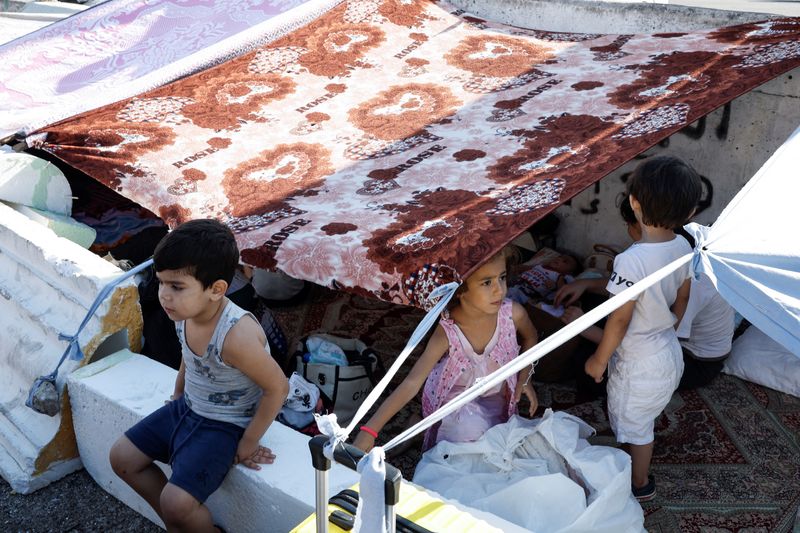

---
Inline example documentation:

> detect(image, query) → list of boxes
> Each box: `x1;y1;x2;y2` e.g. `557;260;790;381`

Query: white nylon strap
316;282;459;455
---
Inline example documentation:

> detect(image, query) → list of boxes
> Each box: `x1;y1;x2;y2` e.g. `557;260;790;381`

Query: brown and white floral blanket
34;0;800;307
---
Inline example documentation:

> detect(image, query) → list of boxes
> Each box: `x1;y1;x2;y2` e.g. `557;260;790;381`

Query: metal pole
315;469;329;533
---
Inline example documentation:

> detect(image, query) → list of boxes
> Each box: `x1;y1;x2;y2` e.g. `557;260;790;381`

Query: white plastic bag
412;410;644;533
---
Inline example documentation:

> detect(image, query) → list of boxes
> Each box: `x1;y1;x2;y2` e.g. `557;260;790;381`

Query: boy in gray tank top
109;219;289;533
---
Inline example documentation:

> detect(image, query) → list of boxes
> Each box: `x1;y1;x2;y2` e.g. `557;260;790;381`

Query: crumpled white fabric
353;447;388;533
314;413;348;460
279;372;321;428
413;410;644;533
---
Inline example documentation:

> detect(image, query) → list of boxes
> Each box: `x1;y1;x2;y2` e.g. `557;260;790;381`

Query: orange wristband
359;425;378;439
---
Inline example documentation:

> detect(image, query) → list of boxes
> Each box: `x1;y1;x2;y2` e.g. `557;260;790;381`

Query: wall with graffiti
554;69;800;257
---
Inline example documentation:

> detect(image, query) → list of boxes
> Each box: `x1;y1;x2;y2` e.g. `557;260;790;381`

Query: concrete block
0;201;142;493
67;350;361;532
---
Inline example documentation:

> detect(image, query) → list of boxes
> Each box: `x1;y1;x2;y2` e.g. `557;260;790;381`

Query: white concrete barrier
451;0;782;33
0;202;142;493
67;350;529;532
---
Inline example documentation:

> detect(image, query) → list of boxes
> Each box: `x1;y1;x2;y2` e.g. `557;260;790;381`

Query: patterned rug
271;286;800;532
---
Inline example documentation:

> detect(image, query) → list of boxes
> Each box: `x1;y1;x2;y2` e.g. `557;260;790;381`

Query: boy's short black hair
153;219;239;288
627;155;702;229
619;195;637;225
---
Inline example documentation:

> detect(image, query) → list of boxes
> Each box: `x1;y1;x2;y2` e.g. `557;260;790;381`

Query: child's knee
109;437;130;474
160;484;200;525
109;436;146;476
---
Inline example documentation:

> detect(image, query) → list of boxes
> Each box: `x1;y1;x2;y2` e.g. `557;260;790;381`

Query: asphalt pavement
1;470;161;533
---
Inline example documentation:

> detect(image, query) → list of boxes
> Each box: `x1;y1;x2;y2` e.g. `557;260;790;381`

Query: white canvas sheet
686;125;800;357
0;0;340;138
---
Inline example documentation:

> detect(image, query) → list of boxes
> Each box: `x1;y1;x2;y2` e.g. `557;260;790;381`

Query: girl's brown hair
449;245;519;307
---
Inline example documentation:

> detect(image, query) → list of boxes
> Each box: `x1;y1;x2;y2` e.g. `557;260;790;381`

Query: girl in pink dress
353;249;539;452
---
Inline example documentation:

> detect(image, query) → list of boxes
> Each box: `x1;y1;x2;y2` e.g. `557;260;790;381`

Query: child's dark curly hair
153;219;239;288
627;155;702;229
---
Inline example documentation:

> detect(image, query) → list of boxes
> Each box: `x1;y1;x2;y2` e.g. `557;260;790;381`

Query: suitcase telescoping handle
309;435;402;533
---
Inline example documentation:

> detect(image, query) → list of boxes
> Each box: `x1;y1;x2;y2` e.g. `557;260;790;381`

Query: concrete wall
450;0;800;259
0;202;143;493
451;0;782;33
554;72;800;258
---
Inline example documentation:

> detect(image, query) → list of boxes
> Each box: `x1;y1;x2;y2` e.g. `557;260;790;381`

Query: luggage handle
309;435;401;533
309;435;401;505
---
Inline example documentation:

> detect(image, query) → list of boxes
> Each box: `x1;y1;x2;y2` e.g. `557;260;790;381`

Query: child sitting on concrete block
109;219;289;533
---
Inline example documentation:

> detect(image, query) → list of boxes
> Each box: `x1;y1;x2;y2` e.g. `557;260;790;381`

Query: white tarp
412;411;644;533
687;125;800;357
0;0;340;139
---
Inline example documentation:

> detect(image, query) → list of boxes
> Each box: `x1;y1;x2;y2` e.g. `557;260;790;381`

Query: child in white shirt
584;155;701;502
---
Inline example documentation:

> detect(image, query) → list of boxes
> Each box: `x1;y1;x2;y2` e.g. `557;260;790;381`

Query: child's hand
235;436;276;470
514;381;539;417
561;306;584;324
553;281;585;307
584;354;607;384
164;393;180;405
352;432;375;453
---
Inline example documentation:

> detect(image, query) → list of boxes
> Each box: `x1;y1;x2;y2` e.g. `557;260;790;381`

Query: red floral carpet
272;286;800;532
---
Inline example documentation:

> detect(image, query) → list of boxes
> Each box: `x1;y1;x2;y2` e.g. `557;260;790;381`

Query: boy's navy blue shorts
125;395;244;503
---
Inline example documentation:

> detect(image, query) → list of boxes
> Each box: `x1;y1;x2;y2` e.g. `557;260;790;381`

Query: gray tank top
177;300;266;428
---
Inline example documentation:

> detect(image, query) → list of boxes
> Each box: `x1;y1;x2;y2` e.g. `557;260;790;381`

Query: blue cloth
125;396;243;503
685;126;800;357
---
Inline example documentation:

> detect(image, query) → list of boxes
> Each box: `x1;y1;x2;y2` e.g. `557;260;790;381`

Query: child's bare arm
671;278;692;327
585;300;635;382
512;301;539;352
353;325;449;452
554;277;609;307
223;316;290;470
171;360;186;400
511;302;539;415
561;307;604;344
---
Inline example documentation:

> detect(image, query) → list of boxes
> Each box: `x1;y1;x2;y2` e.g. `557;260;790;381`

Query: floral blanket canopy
33;0;800;308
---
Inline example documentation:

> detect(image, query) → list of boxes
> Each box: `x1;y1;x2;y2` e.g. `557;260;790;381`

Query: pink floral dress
421;299;520;449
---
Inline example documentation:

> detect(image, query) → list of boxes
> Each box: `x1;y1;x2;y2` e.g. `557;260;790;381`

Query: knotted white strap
353;447;388;533
315;282;459;459
314;413;348;460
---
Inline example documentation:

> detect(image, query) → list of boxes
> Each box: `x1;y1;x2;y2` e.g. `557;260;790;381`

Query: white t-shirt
676;274;735;359
606;236;692;358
